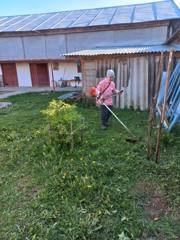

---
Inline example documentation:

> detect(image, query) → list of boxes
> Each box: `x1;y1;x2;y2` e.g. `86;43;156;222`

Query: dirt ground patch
144;196;169;220
132;181;171;220
132;181;174;240
16;176;39;201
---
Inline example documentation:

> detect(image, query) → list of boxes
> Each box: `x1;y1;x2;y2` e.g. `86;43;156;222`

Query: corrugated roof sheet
0;0;179;32
63;44;180;56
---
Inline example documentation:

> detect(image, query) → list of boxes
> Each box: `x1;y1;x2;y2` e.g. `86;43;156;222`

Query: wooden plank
147;52;164;160
83;61;96;94
158;105;169;126
95;60;99;86
116;62;121;108
155;51;173;163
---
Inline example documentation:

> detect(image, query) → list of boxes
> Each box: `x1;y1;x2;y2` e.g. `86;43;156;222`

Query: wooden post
96;60;99;86
116;62;121;108
147;103;154;159
51;63;56;92
155;51;173;163
147;52;164;159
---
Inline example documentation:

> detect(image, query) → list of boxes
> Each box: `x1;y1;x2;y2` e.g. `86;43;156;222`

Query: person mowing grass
96;69;123;130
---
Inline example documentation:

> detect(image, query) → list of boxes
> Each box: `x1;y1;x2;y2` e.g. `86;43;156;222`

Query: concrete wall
0;26;168;61
16;63;32;87
67;26;168;52
0;37;24;60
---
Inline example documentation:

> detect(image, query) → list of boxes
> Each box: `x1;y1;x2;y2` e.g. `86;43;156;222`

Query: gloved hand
96;96;104;105
118;89;124;95
117;88;125;95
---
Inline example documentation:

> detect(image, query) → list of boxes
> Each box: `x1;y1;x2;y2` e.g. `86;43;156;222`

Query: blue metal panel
133;4;154;22
156;60;180;131
3;15;36;31
52;10;85;29
152;2;157;20
35;12;69;30
155;0;179;20
18;13;55;31
88;7;117;26
0;17;10;25
0;16;26;31
111;6;134;24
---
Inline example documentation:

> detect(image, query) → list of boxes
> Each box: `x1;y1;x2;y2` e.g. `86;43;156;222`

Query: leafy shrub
161;131;175;147
42;100;84;150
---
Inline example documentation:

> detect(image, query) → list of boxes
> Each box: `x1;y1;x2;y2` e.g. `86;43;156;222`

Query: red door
30;63;49;86
2;63;18;87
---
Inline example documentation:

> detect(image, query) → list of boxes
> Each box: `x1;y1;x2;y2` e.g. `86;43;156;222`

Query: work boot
101;125;107;130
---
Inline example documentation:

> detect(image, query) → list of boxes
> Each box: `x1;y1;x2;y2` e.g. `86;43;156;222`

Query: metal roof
0;0;179;32
63;44;180;56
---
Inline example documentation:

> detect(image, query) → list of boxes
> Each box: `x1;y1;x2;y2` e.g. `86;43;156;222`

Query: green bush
42;100;84;150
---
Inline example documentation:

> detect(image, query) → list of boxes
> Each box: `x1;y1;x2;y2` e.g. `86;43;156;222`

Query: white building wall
48;62;82;87
48;63;54;88
16;63;32;87
0;64;3;87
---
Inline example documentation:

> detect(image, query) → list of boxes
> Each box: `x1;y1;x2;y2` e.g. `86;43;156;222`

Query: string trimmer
89;86;139;143
103;103;138;143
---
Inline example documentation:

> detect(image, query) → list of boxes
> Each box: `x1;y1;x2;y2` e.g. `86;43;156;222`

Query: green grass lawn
0;93;179;240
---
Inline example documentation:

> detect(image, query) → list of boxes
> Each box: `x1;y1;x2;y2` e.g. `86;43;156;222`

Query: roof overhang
64;44;180;57
0;20;170;37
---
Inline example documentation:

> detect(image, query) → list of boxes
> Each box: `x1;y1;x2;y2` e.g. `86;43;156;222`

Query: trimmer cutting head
125;138;139;144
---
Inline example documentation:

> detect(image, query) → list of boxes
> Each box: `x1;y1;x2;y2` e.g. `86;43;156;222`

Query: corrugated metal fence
83;55;161;110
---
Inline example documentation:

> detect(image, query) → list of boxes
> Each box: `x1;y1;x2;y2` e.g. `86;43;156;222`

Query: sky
0;0;179;16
